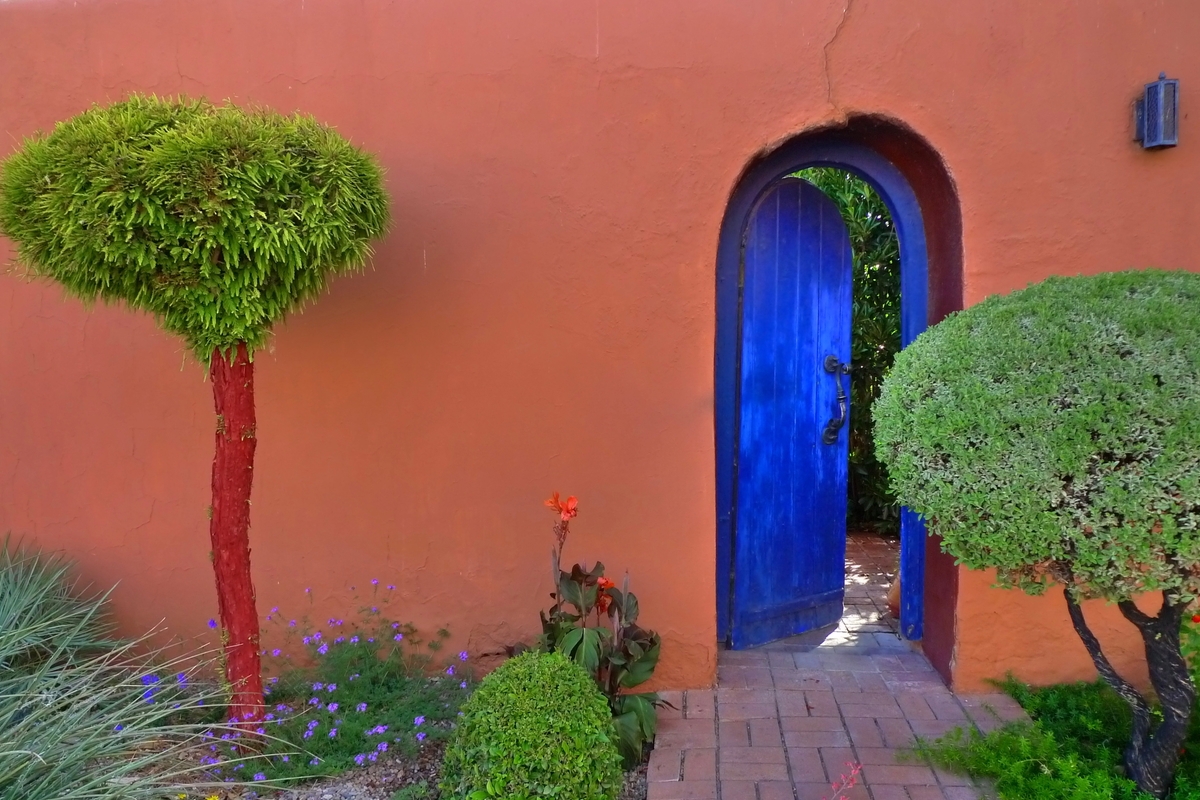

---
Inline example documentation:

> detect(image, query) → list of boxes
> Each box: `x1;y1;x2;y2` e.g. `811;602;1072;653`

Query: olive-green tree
874;270;1200;798
0;96;390;723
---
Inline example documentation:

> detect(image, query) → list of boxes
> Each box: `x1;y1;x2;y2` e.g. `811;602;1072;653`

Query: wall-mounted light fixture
1135;72;1179;149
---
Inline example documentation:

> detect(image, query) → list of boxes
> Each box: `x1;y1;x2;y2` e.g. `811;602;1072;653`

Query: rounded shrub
874;269;1200;600
439;650;623;800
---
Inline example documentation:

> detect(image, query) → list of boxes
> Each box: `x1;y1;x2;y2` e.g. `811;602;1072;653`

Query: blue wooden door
730;178;853;649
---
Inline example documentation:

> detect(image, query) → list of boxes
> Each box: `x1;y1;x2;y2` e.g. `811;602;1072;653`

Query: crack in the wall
823;0;855;109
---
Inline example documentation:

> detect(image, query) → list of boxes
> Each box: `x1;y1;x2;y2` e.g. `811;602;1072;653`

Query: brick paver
651;534;1025;799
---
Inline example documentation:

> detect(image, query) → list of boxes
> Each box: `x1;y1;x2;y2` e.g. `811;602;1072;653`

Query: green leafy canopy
0;95;390;360
874;270;1200;602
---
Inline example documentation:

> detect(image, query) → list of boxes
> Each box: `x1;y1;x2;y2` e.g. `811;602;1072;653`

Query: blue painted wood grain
729;179;852;649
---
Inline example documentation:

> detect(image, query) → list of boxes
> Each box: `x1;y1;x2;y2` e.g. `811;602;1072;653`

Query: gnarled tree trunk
1065;589;1195;798
209;342;264;724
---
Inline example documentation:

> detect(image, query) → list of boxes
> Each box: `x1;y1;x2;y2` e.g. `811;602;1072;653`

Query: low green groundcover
920;679;1200;800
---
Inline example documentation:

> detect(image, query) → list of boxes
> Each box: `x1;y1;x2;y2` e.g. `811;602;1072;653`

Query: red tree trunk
209;342;264;724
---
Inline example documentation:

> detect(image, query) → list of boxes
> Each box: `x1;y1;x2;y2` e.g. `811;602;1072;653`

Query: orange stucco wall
2;0;1199;692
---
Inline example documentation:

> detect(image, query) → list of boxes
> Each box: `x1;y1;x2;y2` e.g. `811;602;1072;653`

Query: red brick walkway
650;535;1027;799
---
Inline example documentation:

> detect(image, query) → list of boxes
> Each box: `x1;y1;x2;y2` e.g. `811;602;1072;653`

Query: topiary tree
439;650;624;799
874;269;1200;798
0;96;389;724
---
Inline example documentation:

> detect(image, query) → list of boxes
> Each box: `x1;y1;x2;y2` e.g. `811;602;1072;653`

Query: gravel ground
204;742;648;800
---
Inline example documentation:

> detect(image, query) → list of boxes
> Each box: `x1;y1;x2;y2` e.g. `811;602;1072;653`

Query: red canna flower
545;492;579;522
596;576;616;614
1193;614;1200;624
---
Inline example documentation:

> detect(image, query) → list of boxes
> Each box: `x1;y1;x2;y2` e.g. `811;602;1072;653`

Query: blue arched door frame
716;137;929;644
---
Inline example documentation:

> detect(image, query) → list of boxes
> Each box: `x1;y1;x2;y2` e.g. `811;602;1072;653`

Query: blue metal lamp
1135;73;1179;149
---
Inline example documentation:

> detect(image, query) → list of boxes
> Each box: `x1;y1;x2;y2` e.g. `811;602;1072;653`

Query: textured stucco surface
1;0;1199;691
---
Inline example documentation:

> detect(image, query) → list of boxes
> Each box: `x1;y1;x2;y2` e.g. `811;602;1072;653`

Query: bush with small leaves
439;650;623;800
874;269;1200;798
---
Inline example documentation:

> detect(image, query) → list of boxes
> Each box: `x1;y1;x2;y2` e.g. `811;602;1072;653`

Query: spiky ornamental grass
0;543;280;800
874;269;1200;798
0;95;391;724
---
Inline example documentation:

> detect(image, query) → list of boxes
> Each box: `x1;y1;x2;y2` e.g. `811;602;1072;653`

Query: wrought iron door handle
822;355;852;444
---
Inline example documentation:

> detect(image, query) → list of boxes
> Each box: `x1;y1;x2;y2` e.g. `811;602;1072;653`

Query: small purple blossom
368;752;378;762
289;620;297;627
350;636;359;644
302;730;314;739
446;666;455;676
328;703;339;712
459;651;469;661
307;720;320;729
271;648;281;657
308;697;322;706
335;636;345;644
349;673;360;681
416;732;426;741
327;684;337;692
317;644;329;655
208;619;218;629
387;584;395;590
253;773;266;781
460;681;468;689
113;724;123;732
302;636;311;645
328;728;338;738
309;757;320;766
356;703;368;712
377;741;388;752
391;622;401;629
177;671;189;684
313;682;324;691
371;579;379;586
354;754;366;766
393;634;404;642
414;716;425;726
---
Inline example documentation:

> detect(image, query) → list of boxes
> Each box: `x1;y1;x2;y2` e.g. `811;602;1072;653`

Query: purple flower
350;636;359;644
255;727;266;735
208;619;218;629
328;728;339;738
302;730;313;739
367;637;375;643
377;741;388;752
356;703;368;712
416;732;426;741
113;724;123;732
307;720;320;729
302;636;311;645
281;755;289;762
460;681;468;689
371;607;378;613
328;703;339;712
393;634;404;642
141;674;159;685
368;752;378;762
271;649;281;657
308;697;322;706
354;754;366;766
335;636;345;644
313;631;322;641
349;673;360;681
313;682;324;691
305;587;311;594
387;584;395;590
391;622;401;629
176;671;188;685
327;684;337;692
371;579;379;586
289;620;297;627
414;716;425;726
253;773;266;781
446;666;456;676
459;651;469;661
317;644;329;655
309;757;320;766
271;606;279;613
265;714;275;721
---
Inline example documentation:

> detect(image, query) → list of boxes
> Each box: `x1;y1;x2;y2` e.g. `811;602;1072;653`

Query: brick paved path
650;534;1028;800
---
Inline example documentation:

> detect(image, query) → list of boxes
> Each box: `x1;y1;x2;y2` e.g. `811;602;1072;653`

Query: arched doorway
715;118;963;675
